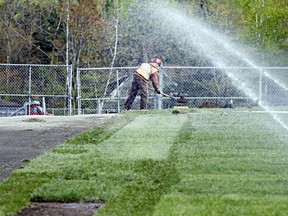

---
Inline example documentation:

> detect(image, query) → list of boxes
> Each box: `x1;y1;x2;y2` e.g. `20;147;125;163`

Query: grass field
1;108;288;215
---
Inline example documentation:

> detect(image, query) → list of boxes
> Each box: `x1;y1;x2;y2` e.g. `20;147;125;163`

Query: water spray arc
152;3;288;131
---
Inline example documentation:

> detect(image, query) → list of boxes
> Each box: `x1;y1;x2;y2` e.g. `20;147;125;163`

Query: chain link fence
1;65;287;117
0;64;72;117
77;66;288;114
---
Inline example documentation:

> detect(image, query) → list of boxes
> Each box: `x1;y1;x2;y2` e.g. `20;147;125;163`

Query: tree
231;0;288;65
0;0;287;66
0;0;66;64
0;1;38;63
66;0;106;68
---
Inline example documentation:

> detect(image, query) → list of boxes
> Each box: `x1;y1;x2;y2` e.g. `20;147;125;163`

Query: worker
124;58;162;110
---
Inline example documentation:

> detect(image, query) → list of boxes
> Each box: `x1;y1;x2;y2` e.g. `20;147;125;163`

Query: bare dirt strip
0;114;115;182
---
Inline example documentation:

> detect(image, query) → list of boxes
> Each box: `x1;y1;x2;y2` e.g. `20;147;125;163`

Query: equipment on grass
149;87;187;104
173;106;189;109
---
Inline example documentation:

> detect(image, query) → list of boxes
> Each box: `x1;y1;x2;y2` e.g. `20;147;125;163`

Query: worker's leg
139;80;148;109
124;75;139;110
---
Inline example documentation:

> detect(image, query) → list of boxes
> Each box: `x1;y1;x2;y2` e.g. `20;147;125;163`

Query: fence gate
77;66;288;114
0;64;72;117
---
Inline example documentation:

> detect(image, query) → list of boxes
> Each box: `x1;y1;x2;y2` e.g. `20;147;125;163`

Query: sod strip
29;113;188;215
95;114;188;160
96;113;188;215
153;111;288;216
3;109;288;215
0;114;137;216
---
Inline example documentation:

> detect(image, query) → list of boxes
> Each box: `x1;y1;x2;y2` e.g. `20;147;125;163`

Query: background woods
0;0;287;67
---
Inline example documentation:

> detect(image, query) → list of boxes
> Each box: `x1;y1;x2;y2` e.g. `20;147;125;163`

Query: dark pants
124;74;148;110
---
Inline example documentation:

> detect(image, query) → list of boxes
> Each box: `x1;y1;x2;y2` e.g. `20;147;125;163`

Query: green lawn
1;109;288;215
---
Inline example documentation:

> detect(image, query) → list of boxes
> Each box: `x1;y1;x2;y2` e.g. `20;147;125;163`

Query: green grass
1;108;288;215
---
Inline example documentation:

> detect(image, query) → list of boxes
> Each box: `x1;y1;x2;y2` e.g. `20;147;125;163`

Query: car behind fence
0;64;72;117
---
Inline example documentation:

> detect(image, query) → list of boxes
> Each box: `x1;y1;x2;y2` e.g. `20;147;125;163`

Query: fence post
116;69;120;113
28;65;32;116
259;68;263;106
42;97;46;115
67;65;73;115
98;98;101;114
157;66;164;110
76;68;82;115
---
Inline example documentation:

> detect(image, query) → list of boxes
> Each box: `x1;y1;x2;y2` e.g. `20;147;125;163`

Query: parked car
9;100;53;117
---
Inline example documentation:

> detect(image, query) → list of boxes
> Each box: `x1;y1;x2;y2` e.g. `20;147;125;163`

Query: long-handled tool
158;91;170;98
149;87;187;104
149;87;172;98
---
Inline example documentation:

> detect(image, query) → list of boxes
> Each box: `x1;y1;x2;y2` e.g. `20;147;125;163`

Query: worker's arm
150;73;160;94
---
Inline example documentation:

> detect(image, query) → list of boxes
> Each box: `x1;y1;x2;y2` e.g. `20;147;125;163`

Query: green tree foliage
234;0;288;65
0;0;287;66
0;0;66;64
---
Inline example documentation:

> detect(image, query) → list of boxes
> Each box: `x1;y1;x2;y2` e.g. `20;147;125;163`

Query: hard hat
153;58;162;66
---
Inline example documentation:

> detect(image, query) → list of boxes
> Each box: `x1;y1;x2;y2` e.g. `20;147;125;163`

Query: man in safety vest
124;58;162;110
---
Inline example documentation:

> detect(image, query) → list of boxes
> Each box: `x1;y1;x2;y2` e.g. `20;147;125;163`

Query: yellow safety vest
135;63;159;81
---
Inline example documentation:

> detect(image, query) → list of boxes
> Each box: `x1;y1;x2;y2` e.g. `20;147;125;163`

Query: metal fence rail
77;66;288;114
1;65;287;116
0;64;72;116
76;67;137;114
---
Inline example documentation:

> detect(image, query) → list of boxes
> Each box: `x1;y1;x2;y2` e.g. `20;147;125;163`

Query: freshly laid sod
1;109;288;215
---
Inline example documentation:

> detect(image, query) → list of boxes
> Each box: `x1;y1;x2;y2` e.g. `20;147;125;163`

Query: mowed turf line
0;113;137;215
154;110;288;215
1;109;288;215
0;111;188;215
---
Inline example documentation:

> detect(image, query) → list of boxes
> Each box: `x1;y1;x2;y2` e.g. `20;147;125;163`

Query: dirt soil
0;114;115;216
17;201;105;216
